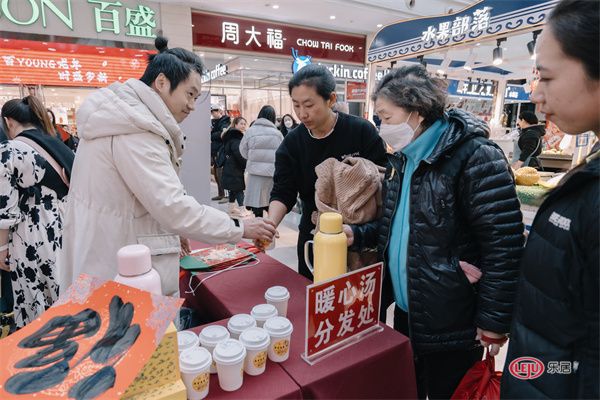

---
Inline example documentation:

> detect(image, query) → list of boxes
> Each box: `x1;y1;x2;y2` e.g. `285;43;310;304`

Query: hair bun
155;36;169;53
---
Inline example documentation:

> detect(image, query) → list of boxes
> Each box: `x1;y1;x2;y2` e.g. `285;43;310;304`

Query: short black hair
519;111;538;125
548;0;599;80
288;64;336;101
372;64;447;127
257;105;277;124
140;36;204;92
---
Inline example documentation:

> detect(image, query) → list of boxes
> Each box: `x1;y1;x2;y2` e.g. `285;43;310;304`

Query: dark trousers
249;207;268;218
228;191;244;206
211;157;225;197
296;230;314;280
394;307;483;400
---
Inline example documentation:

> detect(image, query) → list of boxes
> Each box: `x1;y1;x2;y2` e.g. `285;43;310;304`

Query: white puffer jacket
58;79;243;295
239;118;283;177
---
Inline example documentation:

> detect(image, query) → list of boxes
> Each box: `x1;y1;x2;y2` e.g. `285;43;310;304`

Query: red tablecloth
182;241;418;399
189;319;302;400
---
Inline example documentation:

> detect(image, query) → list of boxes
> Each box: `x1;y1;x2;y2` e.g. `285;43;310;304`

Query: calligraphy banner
0;274;182;399
304;262;383;363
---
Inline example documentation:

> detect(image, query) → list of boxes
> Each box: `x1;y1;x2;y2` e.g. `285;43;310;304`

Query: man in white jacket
59;37;276;295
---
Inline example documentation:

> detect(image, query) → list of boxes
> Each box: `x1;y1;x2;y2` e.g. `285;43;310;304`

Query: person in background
502;1;599;398
222;116;252;218
47;109;78;152
511;111;545;169
279;113;298;137
1;96;74;327
240;105;283;218
332;101;349;114
267;64;387;279
210;103;230;202
346;64;524;399
59;37;276;296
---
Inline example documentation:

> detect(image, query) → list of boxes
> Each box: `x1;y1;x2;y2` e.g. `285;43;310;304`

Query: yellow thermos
304;212;348;283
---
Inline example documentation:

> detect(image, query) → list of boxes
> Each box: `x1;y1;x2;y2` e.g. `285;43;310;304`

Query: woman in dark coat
221;117;251;218
502;1;599;398
512;111;545;169
346;64;524;399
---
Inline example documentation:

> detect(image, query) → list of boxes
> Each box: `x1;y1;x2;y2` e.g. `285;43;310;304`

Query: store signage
291;48;312;73
346;81;367;102
447;79;530;101
304;263;383;362
368;0;557;62
327;64;368;81
0;0;160;44
201;63;228;83
375;68;390;81
193;11;365;64
0;39;148;87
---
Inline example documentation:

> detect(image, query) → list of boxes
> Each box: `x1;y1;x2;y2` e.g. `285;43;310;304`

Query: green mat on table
517;185;550;207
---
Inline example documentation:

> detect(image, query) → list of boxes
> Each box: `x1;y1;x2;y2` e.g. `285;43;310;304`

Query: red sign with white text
192;11;366;64
346;80;367;101
305;263;383;358
0;39;152;87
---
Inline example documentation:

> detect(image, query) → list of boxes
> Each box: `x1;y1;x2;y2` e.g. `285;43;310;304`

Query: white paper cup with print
264;316;293;362
199;325;230;373
250;304;278;328
239;327;270;376
264;286;290;317
177;330;200;354
227;314;257;340
213;339;247;392
179;347;212;400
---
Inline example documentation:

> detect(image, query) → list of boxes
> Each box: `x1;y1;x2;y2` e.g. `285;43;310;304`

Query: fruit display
515;167;540;186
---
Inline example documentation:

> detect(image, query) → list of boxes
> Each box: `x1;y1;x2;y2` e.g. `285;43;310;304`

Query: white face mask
378;112;420;152
284;119;294;129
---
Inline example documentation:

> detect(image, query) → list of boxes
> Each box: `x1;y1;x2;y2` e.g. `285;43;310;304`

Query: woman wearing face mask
279;113;298;137
345;64;525;399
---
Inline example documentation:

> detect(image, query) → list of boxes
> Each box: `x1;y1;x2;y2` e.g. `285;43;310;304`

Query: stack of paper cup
264;286;290;317
250;304;278;328
213;339;247;392
264;316;293;362
199;325;230;373
179;347;212;400
227;314;257;340
239;327;270;376
177;330;200;354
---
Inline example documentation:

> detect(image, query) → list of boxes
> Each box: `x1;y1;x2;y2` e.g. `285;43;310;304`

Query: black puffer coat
517;124;545;168
351;109;525;354
501;146;599;399
221;129;246;192
211;115;231;157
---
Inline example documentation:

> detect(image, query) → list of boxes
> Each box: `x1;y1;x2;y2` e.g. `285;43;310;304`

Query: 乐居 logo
509;357;545;380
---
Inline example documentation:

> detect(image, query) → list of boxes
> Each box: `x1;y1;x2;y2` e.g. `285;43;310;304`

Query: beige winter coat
58;79;243;295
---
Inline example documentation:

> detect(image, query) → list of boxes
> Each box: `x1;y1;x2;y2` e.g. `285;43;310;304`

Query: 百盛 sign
304;262;383;362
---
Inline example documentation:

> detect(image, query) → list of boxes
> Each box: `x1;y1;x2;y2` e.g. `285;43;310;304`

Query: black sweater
270;112;387;233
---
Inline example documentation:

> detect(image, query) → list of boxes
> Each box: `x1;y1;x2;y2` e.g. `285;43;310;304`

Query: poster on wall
346;81;367;102
0;275;182;399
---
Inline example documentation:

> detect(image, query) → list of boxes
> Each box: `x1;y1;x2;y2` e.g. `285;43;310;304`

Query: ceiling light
329;15;336;20
200;53;205;56
377;24;383;28
492;38;506;66
527;30;542;60
192;24;195;27
272;4;279;9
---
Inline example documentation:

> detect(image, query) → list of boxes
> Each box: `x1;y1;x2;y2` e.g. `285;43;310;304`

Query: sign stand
301;263;384;366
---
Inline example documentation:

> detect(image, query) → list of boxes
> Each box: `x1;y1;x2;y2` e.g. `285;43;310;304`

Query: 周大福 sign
0;0;160;44
192;11;365;64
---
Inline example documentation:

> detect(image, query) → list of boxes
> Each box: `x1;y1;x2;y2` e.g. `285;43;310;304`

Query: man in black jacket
512;111;545;169
210;104;230;202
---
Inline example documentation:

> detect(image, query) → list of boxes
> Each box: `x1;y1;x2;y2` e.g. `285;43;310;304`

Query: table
539;153;572;170
189;320;303;400
182;242;418;399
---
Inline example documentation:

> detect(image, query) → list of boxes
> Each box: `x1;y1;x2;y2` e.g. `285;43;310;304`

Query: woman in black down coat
346;64;525;399
502;1;599;398
221;117;250;217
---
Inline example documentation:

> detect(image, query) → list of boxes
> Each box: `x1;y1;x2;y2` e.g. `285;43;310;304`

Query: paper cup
199;325;230;373
264;316;293;362
239;327;270;376
179;347;212;400
213;339;247;392
227;314;257;340
177;330;200;354
264;286;290;317
250;303;278;328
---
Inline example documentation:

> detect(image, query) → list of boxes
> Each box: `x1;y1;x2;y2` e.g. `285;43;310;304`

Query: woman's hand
343;224;354;247
476;328;508;356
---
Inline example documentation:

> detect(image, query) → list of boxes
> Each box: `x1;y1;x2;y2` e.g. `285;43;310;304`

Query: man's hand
343;224;354;246
476;328;508;356
180;237;191;257
242;218;277;242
